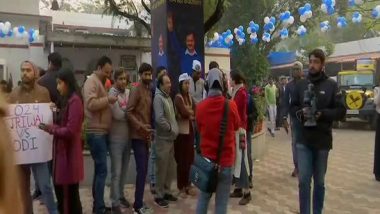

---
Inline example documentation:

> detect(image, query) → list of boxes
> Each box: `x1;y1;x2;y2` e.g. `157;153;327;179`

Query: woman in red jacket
196;68;240;214
41;67;84;214
229;70;252;205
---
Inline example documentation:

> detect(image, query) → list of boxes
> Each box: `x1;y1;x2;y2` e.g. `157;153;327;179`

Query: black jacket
282;79;298;119
290;72;346;150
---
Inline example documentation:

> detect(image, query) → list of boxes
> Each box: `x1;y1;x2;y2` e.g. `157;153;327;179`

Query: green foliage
231;45;269;86
254;94;266;122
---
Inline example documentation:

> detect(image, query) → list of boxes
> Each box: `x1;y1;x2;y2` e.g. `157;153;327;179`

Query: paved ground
34;121;380;213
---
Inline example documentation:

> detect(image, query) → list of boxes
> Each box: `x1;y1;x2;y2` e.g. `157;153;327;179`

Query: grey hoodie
153;88;178;141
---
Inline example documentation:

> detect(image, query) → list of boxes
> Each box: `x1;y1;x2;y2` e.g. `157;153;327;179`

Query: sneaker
163;194;178;202
32;190;42;200
239;192;252;205
134;206;153;214
230;188;243;198
93;207;112;214
154;198;169;208
119;197;130;208
177;189;188;199
185;186;197;196
249;180;253;189
111;206;123;214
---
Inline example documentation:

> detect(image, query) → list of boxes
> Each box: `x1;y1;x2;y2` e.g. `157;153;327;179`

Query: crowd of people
0;49;352;214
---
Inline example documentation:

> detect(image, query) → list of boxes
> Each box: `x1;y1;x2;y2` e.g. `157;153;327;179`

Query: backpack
247;93;258;132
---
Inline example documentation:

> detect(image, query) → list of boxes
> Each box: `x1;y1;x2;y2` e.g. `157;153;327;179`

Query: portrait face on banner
151;0;204;95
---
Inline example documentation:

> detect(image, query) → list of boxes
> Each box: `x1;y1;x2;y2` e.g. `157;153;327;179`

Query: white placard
4;103;53;165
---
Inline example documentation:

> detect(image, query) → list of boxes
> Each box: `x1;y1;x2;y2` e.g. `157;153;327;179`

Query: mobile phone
38;123;47;130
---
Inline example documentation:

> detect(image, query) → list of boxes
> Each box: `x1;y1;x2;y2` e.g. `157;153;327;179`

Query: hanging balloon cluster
262;16;276;42
352;12;362;23
234;26;246;45
247;21;260;44
207;0;380;48
337;17;348;28
208;30;234;48
0;21;40;43
321;0;335;15
348;0;364;7
320;21;331;32
299;3;313;23
372;5;380;19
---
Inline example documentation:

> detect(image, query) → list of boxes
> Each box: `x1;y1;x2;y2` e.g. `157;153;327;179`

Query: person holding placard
40;67;84;214
8;61;58;214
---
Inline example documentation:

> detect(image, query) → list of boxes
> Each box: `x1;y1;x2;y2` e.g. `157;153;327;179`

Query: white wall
0;0;39;15
0;46;48;84
205;47;231;73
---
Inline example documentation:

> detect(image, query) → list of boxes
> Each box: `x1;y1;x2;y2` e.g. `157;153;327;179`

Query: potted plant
252;86;266;134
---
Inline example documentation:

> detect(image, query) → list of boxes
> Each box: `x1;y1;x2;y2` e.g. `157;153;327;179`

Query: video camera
303;83;317;127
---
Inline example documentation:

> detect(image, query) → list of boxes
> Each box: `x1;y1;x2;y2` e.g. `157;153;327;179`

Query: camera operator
290;49;346;214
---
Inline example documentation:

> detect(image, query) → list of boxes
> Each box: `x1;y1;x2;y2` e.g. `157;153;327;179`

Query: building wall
0;46;48;84
0;0;39;15
55;47;144;84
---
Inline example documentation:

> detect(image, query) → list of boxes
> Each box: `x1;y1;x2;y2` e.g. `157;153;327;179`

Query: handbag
190;99;229;193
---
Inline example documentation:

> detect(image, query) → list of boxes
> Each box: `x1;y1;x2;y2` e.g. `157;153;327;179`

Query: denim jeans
297;143;329;214
87;133;108;214
196;167;233;214
31;162;59;214
148;142;156;185
290;116;302;170
109;139;132;207
132;139;149;210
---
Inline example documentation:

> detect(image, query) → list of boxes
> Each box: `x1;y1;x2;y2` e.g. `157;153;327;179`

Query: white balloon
354;0;363;5
321;4;327;13
247;27;252;34
300;15;307;23
264;17;270;24
2;25;9;34
250;33;257;39
337;22;343;28
331;0;336;6
0;22;4;32
228;34;234;40
288;16;295;25
234;28;238;34
376;5;380;11
4;21;11;30
307;11;313;18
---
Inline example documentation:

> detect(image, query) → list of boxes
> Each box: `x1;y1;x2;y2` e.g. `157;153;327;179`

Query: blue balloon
7;29;13;37
0;31;5;38
251;37;258;44
28;28;34;35
305;3;312;10
226;29;232;34
320;22;326;28
325;0;333;6
298;7;305;15
327;6;335;15
238;26;244;31
372;9;379;18
249;21;255;28
270;17;276;25
28;36;34;43
348;0;355;7
18;26;25;34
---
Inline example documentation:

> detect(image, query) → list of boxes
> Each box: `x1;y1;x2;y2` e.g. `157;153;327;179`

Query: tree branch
141;0;151;14
104;0;151;35
204;0;225;33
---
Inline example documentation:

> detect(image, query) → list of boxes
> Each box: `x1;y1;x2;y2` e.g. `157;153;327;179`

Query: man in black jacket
282;62;304;177
290;49;346;214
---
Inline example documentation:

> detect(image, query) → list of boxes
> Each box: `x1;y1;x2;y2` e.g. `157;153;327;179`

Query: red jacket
196;96;240;167
48;93;84;185
234;87;248;129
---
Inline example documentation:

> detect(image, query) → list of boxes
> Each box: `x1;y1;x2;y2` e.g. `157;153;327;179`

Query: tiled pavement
34;122;380;213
